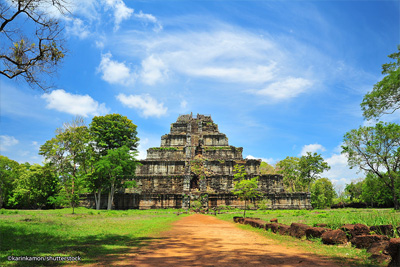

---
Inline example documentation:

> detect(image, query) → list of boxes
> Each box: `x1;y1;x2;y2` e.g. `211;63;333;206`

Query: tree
361;46;400;120
232;164;261;217
259;161;275;174
39;117;90;213
276;156;301;192
361;172;399;207
89;114;139;210
310;178;336;209
344;178;363;202
0;155;21;208
0;0;68;90
8;163;59;209
342;122;400;210
93;146;138;210
299;152;330;192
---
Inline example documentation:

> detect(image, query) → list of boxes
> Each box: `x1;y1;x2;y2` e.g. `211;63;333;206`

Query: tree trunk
243;198;247;218
94;188;101;210
107;183;115;210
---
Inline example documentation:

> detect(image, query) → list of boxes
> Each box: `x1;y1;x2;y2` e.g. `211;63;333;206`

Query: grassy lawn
0;208;187;266
215;208;400;267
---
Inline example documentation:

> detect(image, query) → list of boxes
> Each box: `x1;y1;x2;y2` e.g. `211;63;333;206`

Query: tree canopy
342;122;400;209
0;0;68;90
361;45;400;120
232;165;260;217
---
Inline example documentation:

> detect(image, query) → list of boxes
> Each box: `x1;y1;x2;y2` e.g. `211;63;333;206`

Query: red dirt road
127;214;341;267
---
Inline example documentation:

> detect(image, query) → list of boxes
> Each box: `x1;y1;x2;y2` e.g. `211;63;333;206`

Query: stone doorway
190;175;199;191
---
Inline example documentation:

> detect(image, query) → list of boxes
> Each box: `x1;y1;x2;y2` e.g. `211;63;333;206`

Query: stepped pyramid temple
83;113;311;209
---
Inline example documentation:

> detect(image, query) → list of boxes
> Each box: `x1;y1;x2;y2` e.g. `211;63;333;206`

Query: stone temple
82;113;311;209
116;113;310;209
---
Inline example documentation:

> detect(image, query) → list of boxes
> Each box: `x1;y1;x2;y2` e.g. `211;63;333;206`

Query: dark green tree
344;179;363;202
0;156;21;208
342;122;400;210
232;164;261;217
89;114;139;210
310;178;336;209
299;152;330;192
8;163;59;209
361;172;399;207
361;46;400;120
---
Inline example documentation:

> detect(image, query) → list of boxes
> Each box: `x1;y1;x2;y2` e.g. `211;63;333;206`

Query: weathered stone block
351;234;389;249
370;225;394;237
321;229;348;245
305;227;331;239
341;223;370;239
388;238;400;267
289;223;311;239
367;240;390;264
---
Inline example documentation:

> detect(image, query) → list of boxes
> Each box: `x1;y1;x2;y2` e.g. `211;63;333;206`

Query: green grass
0;208;187;266
215;208;400;266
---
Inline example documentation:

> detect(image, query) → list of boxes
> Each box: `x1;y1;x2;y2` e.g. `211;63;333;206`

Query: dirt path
85;214;343;266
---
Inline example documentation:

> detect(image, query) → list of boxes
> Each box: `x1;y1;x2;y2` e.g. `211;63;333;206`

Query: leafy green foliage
277;153;329;192
0;156;22;208
342;122;400;209
8;164;59;209
90;114;139;154
361;45;400;119
361;172;400;207
311;178;336;209
232;165;261;217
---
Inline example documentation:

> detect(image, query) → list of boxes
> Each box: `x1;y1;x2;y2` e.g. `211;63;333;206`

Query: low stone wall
80;192;311;210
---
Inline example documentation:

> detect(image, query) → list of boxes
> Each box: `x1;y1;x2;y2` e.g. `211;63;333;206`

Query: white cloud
0;135;19;151
98;53;135;85
66;18;90;39
41;89;109;117
300;143;326;156
246;155;276;165
180;100;188;109
134;11;163;32
140;55;168;85
116;93;168;118
323;153;362;186
251;77;313;100
104;0;133;31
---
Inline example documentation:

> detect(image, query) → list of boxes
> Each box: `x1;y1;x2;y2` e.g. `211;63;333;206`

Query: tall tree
259;161;276;174
0;155;21;208
310;178;336;209
342;122;400;210
361;46;400;120
89;114;139;210
299;152;330;192
232;164;260;217
39;117;90;213
93;146;138;210
0;0;68;90
276;156;301;192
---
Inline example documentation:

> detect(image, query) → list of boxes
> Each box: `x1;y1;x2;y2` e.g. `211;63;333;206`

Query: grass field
215;208;400;267
1;208;399;266
0;208;187;266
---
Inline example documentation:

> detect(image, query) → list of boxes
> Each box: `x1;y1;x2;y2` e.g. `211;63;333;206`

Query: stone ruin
82;113;311;210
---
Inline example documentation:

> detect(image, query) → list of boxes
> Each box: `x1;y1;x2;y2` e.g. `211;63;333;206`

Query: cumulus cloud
42;89;109;117
140;55;168;85
104;0;133;30
300;143;326;156
0;135;19;151
66;18;90;39
98;53;135;85
323;153;362;186
116;93;168;118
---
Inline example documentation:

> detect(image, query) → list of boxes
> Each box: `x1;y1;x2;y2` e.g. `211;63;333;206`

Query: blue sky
1;0;399;189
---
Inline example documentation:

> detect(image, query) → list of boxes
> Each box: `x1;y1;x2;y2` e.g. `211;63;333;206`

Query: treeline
0;114;140;212
339;173;400;208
